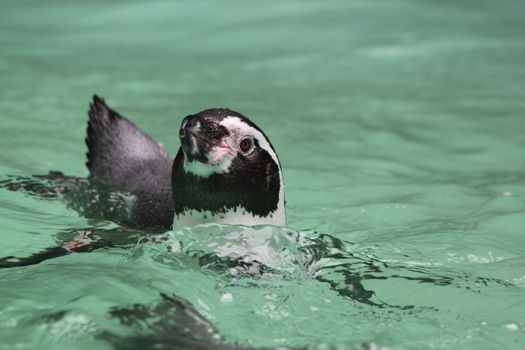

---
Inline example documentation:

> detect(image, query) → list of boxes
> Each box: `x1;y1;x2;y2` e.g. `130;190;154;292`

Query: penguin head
172;108;285;227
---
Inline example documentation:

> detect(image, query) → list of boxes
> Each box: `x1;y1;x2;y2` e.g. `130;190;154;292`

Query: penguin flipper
87;95;171;190
86;95;174;229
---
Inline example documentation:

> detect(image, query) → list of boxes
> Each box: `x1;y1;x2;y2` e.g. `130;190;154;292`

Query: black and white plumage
86;96;285;230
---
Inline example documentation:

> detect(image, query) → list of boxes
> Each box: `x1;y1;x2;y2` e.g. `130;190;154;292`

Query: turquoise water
1;0;525;349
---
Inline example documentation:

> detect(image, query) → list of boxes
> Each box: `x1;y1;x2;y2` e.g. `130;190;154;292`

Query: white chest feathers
174;205;285;228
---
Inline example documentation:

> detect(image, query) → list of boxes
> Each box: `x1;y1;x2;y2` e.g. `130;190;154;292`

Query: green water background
1;0;525;349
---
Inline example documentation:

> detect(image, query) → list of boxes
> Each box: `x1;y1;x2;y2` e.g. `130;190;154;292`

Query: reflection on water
1;173;520;348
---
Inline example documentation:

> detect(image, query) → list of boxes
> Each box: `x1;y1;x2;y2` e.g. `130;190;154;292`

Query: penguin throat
183;156;231;177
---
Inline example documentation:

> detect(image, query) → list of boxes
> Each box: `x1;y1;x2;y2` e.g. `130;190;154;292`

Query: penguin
0;96;286;268
87;95;285;230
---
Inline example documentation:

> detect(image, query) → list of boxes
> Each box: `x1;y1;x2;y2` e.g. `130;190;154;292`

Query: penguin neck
171;149;285;228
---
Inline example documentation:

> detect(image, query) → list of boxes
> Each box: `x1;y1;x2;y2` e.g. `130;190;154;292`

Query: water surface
1;0;525;349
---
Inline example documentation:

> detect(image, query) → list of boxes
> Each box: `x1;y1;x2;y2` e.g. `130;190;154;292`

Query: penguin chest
173;206;285;228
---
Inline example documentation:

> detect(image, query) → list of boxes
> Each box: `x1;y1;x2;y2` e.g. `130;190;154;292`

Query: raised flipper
86;95;174;229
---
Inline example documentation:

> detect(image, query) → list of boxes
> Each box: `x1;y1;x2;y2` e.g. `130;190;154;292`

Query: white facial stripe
220;116;280;168
220;116;285;226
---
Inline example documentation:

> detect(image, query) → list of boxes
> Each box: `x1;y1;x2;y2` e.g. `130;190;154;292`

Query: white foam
220;293;234;303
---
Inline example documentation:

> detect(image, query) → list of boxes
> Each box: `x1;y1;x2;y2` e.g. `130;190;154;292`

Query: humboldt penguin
87;95;285;229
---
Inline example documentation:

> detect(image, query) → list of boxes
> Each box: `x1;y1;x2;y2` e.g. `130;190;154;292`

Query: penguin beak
179;116;233;163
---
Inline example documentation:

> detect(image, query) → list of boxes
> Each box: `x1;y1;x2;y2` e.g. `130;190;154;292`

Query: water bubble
265;293;278;300
504;322;520;332
220;293;233;303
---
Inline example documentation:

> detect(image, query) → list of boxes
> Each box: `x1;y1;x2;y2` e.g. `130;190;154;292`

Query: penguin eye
239;138;253;154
